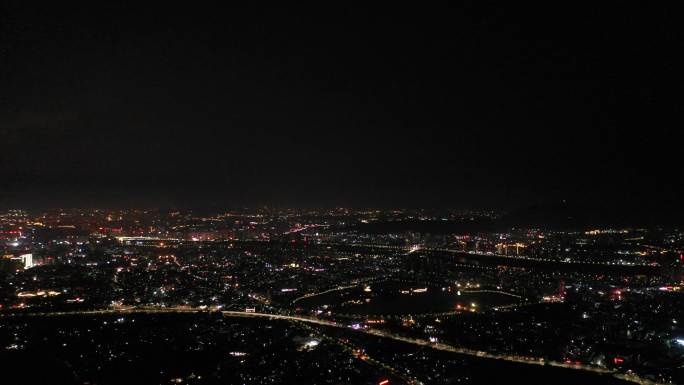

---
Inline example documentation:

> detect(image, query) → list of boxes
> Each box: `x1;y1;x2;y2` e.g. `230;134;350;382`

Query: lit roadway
318;242;659;269
1;307;658;385
291;275;388;304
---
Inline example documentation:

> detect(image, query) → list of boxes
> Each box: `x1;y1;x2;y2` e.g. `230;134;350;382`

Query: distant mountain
499;200;683;230
347;217;496;235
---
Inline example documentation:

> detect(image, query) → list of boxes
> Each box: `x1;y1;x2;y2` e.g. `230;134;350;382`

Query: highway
291;275;390;304
291;284;360;304
1;307;659;385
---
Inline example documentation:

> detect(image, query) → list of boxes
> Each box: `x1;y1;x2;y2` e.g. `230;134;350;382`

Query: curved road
1;307;657;385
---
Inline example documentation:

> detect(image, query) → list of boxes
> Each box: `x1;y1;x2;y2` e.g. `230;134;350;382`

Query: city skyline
1;207;682;384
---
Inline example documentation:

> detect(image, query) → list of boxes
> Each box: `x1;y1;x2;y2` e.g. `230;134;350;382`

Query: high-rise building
19;253;33;269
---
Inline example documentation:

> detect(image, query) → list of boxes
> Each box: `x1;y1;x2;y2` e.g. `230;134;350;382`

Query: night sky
0;3;681;217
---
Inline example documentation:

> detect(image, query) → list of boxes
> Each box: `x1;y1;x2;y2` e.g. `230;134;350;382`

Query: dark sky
0;3;681;216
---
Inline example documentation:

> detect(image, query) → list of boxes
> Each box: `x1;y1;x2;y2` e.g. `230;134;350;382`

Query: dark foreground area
0;313;636;385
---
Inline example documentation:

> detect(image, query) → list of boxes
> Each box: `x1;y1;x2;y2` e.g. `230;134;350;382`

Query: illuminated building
20;253;33;269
